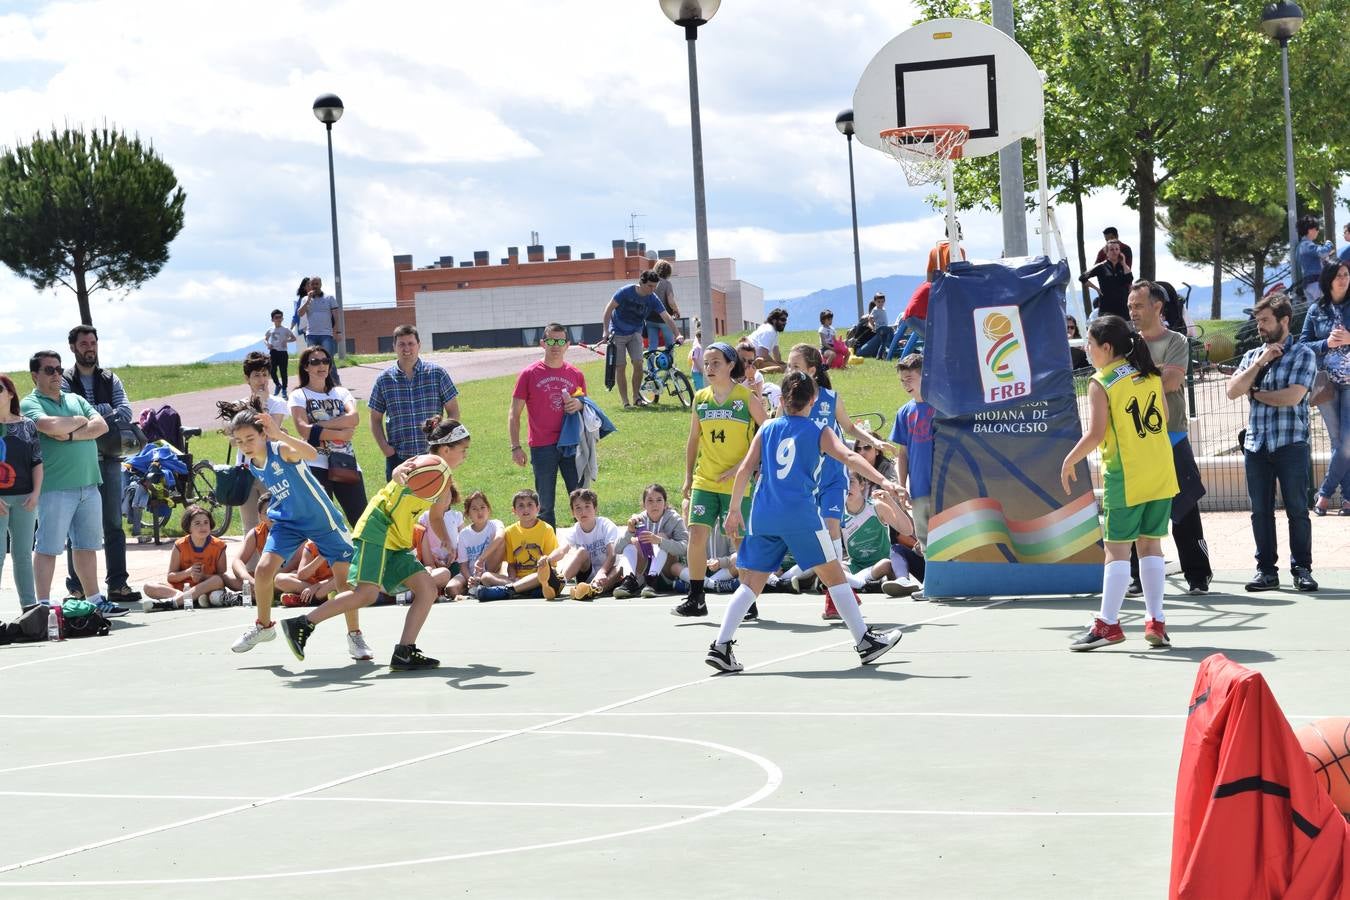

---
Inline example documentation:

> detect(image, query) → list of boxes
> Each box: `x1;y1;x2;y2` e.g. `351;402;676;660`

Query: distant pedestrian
646;260;681;352
1094;226;1134;268
264;309;298;398
601;271;684;409
1226;294;1319;593
1080;239;1133;319
1296;216;1334;301
368;324;461;480
291;277;310;337
296;275;342;384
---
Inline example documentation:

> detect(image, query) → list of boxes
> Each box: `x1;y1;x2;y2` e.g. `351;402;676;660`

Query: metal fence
1071;355;1332;512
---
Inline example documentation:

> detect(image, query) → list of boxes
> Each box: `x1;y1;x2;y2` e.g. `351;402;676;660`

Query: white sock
781;564;803;581
832;538;845;561
1100;560;1131;625
619;546;638;576
679;565;692;581
88;593;105;606
826;582;868;643
708;568;732;583
649;548;668;577
1140;555;1166;622
844;569;868;589
889;549;910;579
716;585;758;644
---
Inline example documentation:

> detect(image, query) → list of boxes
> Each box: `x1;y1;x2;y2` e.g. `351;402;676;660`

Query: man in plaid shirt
1226;294;1319;593
368;325;460;480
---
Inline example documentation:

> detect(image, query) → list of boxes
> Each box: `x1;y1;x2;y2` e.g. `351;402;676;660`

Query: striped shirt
1235;335;1318;452
368;358;459;457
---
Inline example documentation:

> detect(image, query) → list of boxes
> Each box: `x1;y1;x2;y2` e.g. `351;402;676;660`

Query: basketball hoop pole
944;159;960;262
1035;126;1051;258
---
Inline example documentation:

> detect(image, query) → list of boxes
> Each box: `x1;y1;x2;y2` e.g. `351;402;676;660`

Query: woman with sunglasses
0;374;42;610
290;345;366;526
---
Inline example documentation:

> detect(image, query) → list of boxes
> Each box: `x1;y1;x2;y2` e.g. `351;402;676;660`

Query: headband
428;423;471;446
708;342;737;363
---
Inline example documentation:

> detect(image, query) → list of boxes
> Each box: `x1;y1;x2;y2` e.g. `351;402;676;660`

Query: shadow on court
241;663;534;691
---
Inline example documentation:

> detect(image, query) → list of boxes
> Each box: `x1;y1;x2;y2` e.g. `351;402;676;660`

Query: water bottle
243;582;254;607
396;590;412;606
184;593;195;613
47;602;64;641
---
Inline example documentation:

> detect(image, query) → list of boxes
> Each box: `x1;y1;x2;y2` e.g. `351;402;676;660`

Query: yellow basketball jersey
691;384;757;494
1092;360;1179;508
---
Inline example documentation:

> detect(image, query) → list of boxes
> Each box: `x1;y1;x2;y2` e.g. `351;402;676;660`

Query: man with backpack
62;326;140;606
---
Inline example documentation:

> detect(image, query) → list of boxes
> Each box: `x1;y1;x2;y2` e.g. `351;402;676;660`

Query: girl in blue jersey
220;400;366;660
706;372;907;673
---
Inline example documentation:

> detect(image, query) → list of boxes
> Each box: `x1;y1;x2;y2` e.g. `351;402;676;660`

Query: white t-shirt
235;394;290;464
290;386;356;470
265;326;297;351
749;322;780;354
457;519;504;574
560;517;621;566
761;380;782;412
418;509;465;565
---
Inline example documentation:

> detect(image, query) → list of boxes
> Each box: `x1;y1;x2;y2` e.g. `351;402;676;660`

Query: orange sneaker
538;559;564;600
280;593;305;608
1144;618;1171;648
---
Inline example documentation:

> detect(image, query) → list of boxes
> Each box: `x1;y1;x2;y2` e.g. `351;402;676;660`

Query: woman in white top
289;344;366;525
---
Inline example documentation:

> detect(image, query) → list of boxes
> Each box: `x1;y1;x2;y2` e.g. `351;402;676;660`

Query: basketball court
1;565;1347;897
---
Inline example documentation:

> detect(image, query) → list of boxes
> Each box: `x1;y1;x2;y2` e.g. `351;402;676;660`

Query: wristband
511;445;522;452
307;423;324;447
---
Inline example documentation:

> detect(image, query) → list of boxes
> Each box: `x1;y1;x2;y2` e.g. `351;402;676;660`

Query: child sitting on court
457;491;504;596
417;504;465;599
473;489;560;601
614;483;689;598
275;540;340;607
141;506;242;610
556;488;623;601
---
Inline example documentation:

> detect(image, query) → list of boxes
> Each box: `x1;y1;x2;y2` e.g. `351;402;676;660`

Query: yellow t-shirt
353;480;435;551
1093;360;1179;508
691;384;757;494
504;519;558;579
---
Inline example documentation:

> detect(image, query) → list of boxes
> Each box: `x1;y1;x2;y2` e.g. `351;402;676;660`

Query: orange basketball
403;454;450;500
1295;717;1350;814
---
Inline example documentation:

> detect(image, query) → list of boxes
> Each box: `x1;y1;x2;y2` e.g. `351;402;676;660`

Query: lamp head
1259;2;1304;42
835;109;854;137
312;93;345;125
659;0;721;27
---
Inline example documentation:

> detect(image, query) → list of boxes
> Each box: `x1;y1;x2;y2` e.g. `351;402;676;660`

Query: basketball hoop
879;125;970;186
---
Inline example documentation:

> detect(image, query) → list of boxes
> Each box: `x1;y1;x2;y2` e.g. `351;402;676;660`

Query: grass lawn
171;330;910;538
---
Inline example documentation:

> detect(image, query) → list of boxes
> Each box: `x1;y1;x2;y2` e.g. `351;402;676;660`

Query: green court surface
1;570;1347;898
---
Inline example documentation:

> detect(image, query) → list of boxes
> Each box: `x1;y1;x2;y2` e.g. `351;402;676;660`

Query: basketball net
879;125;970;187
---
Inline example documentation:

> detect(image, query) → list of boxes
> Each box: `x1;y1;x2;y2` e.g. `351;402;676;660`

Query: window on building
377;335;394;354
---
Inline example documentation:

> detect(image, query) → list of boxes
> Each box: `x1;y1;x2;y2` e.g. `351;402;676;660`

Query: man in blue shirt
1226;294;1319;592
601;271;683;409
368;325;460;480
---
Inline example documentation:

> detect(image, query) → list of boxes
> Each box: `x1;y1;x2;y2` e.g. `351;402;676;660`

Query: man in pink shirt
509;323;587;527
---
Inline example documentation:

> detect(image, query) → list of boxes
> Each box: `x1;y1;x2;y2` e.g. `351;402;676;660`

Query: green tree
0;127;186;326
1162;195;1291;310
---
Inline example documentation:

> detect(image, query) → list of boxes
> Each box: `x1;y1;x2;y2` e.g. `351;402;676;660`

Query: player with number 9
672;342;768;619
1060;315;1179;652
704;372;908;673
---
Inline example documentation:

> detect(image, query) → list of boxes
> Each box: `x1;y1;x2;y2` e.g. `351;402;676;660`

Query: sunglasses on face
36;365;61;376
542;337;568;347
306;357;331;367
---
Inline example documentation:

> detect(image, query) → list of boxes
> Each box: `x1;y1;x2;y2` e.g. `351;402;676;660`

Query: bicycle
128;427;233;545
638;345;695;409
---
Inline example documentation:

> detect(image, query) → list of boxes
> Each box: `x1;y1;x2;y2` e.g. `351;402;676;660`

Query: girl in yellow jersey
672;342;768;617
1061;315;1179;651
282;416;470;671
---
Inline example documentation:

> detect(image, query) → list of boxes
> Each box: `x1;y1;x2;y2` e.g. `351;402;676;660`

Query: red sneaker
1068;617;1125;651
1144;618;1171;648
280;593;305;608
821;596;840;620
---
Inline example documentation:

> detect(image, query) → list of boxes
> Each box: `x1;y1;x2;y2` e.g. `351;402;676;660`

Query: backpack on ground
10;605;49;642
61;599;111;638
139;405;184;451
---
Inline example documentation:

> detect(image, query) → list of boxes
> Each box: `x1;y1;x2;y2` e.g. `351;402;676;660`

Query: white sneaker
207;589;225;607
347;630;375;661
231;621;277;653
881;576;920;597
856;627;904;665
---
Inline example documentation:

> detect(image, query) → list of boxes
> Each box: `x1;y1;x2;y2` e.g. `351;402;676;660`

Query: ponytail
1124;331;1161;379
1087;315;1159;378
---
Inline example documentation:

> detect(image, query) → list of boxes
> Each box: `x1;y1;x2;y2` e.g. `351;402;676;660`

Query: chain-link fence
1071;353;1333;512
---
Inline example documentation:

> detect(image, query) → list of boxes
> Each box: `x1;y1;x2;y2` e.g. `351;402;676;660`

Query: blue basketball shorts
737;527;836;574
264;520;356;566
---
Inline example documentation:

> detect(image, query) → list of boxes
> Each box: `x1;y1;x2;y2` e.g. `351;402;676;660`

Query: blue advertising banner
919;257;1102;598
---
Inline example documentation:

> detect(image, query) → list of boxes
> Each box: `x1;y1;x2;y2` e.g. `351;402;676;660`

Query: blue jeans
0;491;38;610
1244;441;1312;574
385;452;411;482
307;334;340;383
529;444;580;528
1315;382;1350;501
646;322;674;351
857;325;894;359
66;456;127;593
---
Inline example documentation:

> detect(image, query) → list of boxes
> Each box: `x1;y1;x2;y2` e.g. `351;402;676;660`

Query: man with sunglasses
509;323;587;527
20;351;128;617
601;270;684;409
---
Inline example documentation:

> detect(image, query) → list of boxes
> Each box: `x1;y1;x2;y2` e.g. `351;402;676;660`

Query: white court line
0;711;1196;720
0;598;1008;885
0;790;1172;818
0;623;240;674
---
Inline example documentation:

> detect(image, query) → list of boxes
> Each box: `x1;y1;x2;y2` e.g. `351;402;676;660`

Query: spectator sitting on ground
1067;315;1090;370
141;505;242;610
747;308;789;373
275;540;340;608
856;293;895;359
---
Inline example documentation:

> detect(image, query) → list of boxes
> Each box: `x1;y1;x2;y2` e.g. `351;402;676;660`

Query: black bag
214;464;255;506
14;605;49;642
325;451;361;485
62;609;111;638
98;419;148;459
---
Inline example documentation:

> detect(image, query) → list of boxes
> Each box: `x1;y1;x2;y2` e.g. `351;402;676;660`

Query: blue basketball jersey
248;442;348;534
750;415;825;534
806;386;846;487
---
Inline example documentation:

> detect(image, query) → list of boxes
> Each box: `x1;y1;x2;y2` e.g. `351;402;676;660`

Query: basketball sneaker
1068;618;1125;651
476;586;513;602
613;575;641;599
856;627;904;664
742;602;759;622
538;560;564;601
705;640;743;673
762;576;789;593
822;596;840;621
882;576;920;597
390;643;439;671
280;592;306;608
671;595;708;617
790;573;819;594
1144;618;1171;648
282;616;315;661
347;630;375;661
570;582;596;602
231;620;276;653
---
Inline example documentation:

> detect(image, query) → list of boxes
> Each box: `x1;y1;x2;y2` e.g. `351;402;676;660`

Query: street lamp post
836;109;864;322
1258;2;1304;286
660;0;720;336
312;93;348;361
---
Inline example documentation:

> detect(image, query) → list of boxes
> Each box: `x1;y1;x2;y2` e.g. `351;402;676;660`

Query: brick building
343;240;763;354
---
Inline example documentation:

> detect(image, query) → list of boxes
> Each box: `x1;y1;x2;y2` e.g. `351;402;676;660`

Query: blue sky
0;0;1273;370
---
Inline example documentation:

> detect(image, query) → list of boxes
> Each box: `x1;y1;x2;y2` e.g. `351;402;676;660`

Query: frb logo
973;306;1032;403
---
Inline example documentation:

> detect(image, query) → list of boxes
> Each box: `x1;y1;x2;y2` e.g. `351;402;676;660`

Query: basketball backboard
852;18;1044;159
